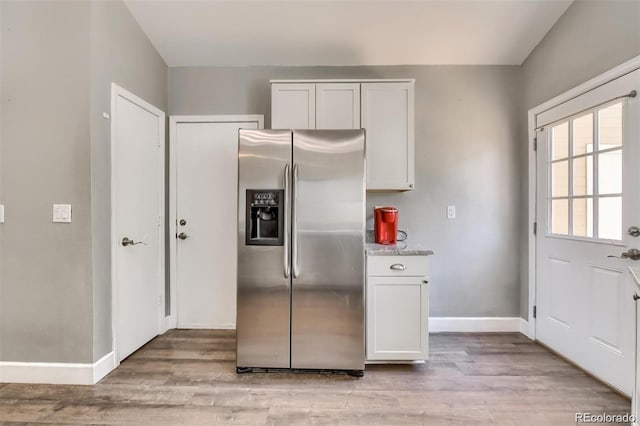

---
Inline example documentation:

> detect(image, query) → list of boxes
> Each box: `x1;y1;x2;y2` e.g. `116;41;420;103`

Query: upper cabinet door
361;82;415;191
271;83;315;129
316;83;360;129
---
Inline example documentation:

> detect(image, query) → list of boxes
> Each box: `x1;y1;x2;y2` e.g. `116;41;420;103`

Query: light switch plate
447;205;456;219
53;204;72;223
0;204;4;223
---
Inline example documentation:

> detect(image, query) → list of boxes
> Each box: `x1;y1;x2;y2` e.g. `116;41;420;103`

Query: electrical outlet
447;205;456;219
53;204;72;223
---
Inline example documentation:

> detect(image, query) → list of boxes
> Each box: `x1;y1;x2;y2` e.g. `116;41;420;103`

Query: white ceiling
124;0;573;67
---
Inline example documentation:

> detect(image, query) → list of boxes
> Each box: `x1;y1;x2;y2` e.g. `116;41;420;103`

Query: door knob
628;226;640;237
177;232;189;240
121;237;143;247
179;219;187;226
608;248;640;261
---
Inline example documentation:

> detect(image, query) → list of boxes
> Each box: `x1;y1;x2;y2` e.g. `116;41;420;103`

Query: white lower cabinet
366;255;429;362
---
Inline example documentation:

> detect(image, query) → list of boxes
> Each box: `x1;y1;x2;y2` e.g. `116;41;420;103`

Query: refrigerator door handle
292;164;299;278
283;164;291;278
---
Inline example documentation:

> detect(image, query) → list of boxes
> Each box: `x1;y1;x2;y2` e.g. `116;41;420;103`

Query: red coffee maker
374;207;398;245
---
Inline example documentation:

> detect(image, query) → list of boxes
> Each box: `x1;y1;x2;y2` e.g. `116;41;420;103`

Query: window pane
598;197;622;240
573;113;593;156
598;103;622;150
573;155;593;196
552;122;569;160
551;199;569;235
598;149;622;194
551;160;569;197
573;198;593;238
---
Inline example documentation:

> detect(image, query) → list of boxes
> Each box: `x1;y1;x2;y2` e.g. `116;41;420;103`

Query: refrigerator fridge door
237;129;292;368
291;129;366;370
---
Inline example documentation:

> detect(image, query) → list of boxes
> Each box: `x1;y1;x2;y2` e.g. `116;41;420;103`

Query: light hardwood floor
0;330;632;425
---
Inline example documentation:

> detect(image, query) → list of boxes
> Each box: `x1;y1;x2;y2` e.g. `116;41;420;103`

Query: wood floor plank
0;331;632;425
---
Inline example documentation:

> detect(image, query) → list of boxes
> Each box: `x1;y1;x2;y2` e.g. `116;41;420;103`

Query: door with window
536;70;639;395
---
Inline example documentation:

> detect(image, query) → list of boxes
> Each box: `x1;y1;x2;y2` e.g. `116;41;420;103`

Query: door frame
110;83;166;364
527;55;640;340
168;115;264;330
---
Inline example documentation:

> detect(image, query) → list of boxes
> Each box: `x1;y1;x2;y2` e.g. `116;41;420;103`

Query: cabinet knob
423;280;429;284
634;294;639;301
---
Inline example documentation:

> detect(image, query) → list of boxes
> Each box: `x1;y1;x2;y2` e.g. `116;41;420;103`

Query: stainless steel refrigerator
237;129;365;376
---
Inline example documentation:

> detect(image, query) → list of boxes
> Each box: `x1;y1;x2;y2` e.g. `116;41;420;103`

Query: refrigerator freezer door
291;129;366;370
237;129;292;368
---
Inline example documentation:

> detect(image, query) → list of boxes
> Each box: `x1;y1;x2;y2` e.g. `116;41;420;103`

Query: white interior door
172;116;262;329
535;70;640;395
112;84;164;362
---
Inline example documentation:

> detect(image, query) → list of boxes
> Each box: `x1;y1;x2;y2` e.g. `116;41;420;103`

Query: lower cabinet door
366;276;428;361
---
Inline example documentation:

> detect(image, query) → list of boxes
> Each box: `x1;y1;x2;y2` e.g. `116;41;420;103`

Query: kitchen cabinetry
271;83;315;129
366;254;429;362
361;82;414;191
316;83;360;129
271;79;415;191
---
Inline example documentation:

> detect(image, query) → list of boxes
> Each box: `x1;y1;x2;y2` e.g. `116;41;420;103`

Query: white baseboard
163;314;177;333
429;317;525;333
519;318;530;337
93;351;117;383
0;351;116;385
176;322;236;330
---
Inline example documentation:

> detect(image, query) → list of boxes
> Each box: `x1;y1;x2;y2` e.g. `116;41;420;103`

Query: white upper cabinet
271;83;315;129
361;82;415;191
316;83;360;129
271;79;415;191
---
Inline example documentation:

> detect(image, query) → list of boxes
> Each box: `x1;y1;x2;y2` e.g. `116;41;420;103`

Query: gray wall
89;0;168;361
519;0;640;319
0;0;94;362
170;65;522;317
0;0;167;363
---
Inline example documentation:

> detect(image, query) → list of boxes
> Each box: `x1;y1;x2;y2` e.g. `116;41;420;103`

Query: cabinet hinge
533;138;537;151
533;305;537;319
533;222;537;235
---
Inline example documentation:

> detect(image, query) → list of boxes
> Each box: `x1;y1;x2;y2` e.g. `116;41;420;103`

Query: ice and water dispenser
245;189;284;246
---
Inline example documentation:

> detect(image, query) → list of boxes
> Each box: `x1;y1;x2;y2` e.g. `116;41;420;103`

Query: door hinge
533;305;537;319
533;222;537;235
533;138;537;151
158;295;162;306
158;216;162;227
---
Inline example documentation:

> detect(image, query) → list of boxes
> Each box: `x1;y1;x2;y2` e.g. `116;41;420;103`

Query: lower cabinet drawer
367;255;429;277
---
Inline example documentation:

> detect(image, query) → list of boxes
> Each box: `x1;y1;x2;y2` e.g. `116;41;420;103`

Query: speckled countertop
365;231;434;256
